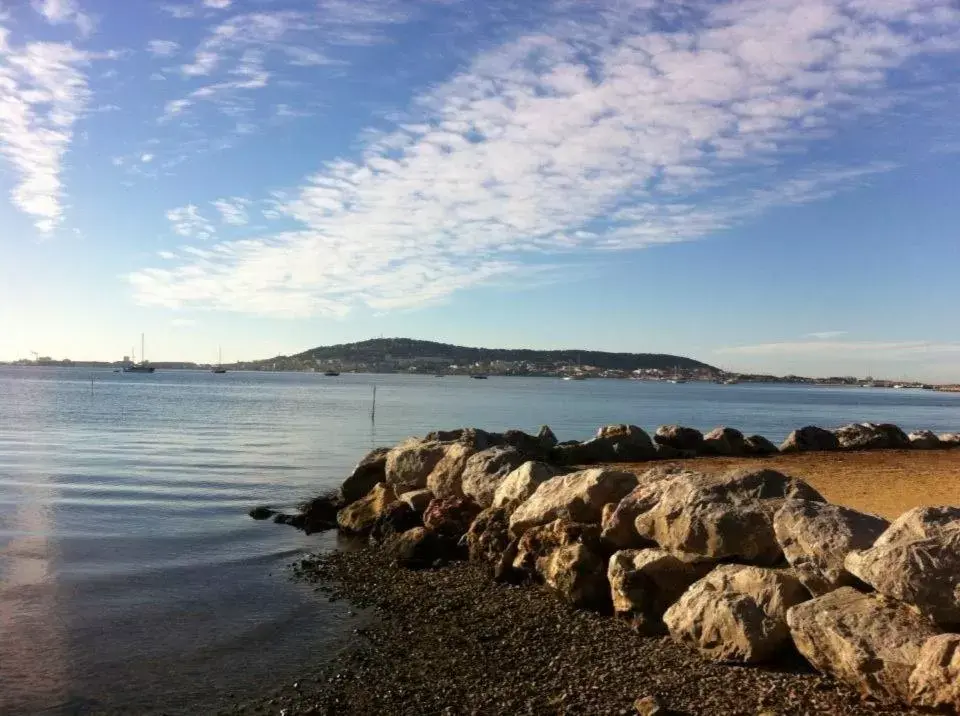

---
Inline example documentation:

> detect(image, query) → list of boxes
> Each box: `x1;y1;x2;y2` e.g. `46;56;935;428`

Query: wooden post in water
371;385;377;424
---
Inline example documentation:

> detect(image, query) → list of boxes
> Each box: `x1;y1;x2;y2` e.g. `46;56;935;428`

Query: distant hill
240;338;718;374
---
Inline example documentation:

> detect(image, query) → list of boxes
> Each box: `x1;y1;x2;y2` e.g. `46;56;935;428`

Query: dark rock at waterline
298;491;345;534
654;425;704;453
501;429;551;460
249;505;277;520
834;422;910;451
744;434;779;456
383;526;460;569
700;426;747;456
370;501;422;544
339;446;390;504
537;425;558;448
779;426;840;453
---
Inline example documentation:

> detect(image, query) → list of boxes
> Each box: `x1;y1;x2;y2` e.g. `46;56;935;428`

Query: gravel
222;548;919;716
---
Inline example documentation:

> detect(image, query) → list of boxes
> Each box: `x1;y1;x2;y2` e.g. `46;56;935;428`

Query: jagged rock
538;425;558;448
908;430;942;450
596;424;658;461
939;432;960;448
461;447;527;507
370;501;422;544
773;499;890;596
654;425;703;452
700;426;747;456
492;461;564;513
608;549;713;634
465;507;511;567
779;426;839;453
297;491;344;534
424;427;492;450
502;429;550;460
634;468;825;565
399;488;434;514
513;519;610;609
845;506;960;627
600;466;692;549
422;496;482;540
663;565;809;663
834;422;910;450
787;587;941;704
339;446;390;504
909;634;960;711
385;439;447;492
336;483;400;534
383;527;458;569
509;468;638;537
426;442;478;499
633;695;665;716
743;434;778;456
549;440;600;465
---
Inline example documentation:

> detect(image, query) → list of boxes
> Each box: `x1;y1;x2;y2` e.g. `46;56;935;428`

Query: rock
600;466;692;549
339;446;390;504
502;429;550;460
909;634;960;711
460;447;527;508
370;501;422;544
634;468;825;565
337;483;401;534
548;440;600;466
633;695;665;716
595;424;657;461
425;442;478;499
399;488;434;514
786;587;941;703
743;434;778;456
423;427;492;450
608;549;713;634
297;491;344;534
939;432;960;448
908;430;942;450
663;565;810;664
834;422;910;450
654;425;703;452
422;496;482;540
700;426;747;456
249;505;276;520
492;461;564;513
773;499;890;596
383;527;458;569
844;506;960;627
537;425;558;448
465;507;511;567
779;426;839;453
385;439;447;492
513;519;610;609
509;468;639;537
273;512;305;529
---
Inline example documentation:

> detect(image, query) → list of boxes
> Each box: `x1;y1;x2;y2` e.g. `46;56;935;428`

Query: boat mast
141;334;145;364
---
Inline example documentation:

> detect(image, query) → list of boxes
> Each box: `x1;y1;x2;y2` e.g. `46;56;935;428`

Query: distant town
4;338;955;391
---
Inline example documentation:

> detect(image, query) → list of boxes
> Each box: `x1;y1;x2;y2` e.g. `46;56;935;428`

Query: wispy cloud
131;0;960;316
166;204;215;239
212;197;250;226
170;317;197;327
715;340;960;358
0;29;91;232
31;0;95;38
146;40;179;58
805;331;848;340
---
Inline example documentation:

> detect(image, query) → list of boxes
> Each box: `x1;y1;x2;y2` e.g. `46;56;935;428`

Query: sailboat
667;365;686;384
123;334;155;373
212;346;227;374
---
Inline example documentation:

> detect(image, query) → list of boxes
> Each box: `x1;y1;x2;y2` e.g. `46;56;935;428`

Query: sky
2;0;960;380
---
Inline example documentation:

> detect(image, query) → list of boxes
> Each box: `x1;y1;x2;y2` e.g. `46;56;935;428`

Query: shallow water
1;367;958;713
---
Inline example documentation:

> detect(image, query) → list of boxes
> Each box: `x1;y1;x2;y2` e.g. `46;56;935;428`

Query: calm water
2;367;960;714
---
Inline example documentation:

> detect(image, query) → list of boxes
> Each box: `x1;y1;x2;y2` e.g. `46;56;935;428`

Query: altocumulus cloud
129;0;960;318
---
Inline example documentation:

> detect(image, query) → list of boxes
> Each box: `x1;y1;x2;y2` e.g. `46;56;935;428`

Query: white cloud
131;0;960;316
0;33;90;232
804;331;848;340
157;250;177;259
212;197;250;226
31;0;95;37
203;0;232;8
166;204;215;239
140;153;154;163
170;317;197;327
146;40;180;58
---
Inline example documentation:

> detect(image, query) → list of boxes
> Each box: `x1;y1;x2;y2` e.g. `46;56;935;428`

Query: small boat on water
212;346;227;374
123;334;155;373
471;374;488;379
563;375;586;381
323;371;340;376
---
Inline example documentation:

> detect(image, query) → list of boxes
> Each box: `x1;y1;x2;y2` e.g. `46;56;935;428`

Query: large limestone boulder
492;461;564;513
425;442;478;498
743;434;778;456
460;447;527;507
654;424;703;452
336;482;400;534
385;439;447;492
844;506;960;627
634;468;825;565
600;466;692;549
383;527;458;569
512;519;610;609
399;488;434;514
465;506;511;567
339;446;390;504
909;634;960;711
424;427;492;450
501;429;551;460
370;501;422;544
608;549;713;634
834;422;910;450
779;426;839;453
787;587;941;704
422;496;482;540
509;468;638;537
663;565;809;663
773;499;890;596
908;430;942;450
700;426;747;456
595;424;657;461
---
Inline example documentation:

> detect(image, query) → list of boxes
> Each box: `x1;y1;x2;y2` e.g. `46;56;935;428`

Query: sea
2;366;960;714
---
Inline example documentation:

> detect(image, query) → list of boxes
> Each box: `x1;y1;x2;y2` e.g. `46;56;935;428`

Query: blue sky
3;0;960;380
